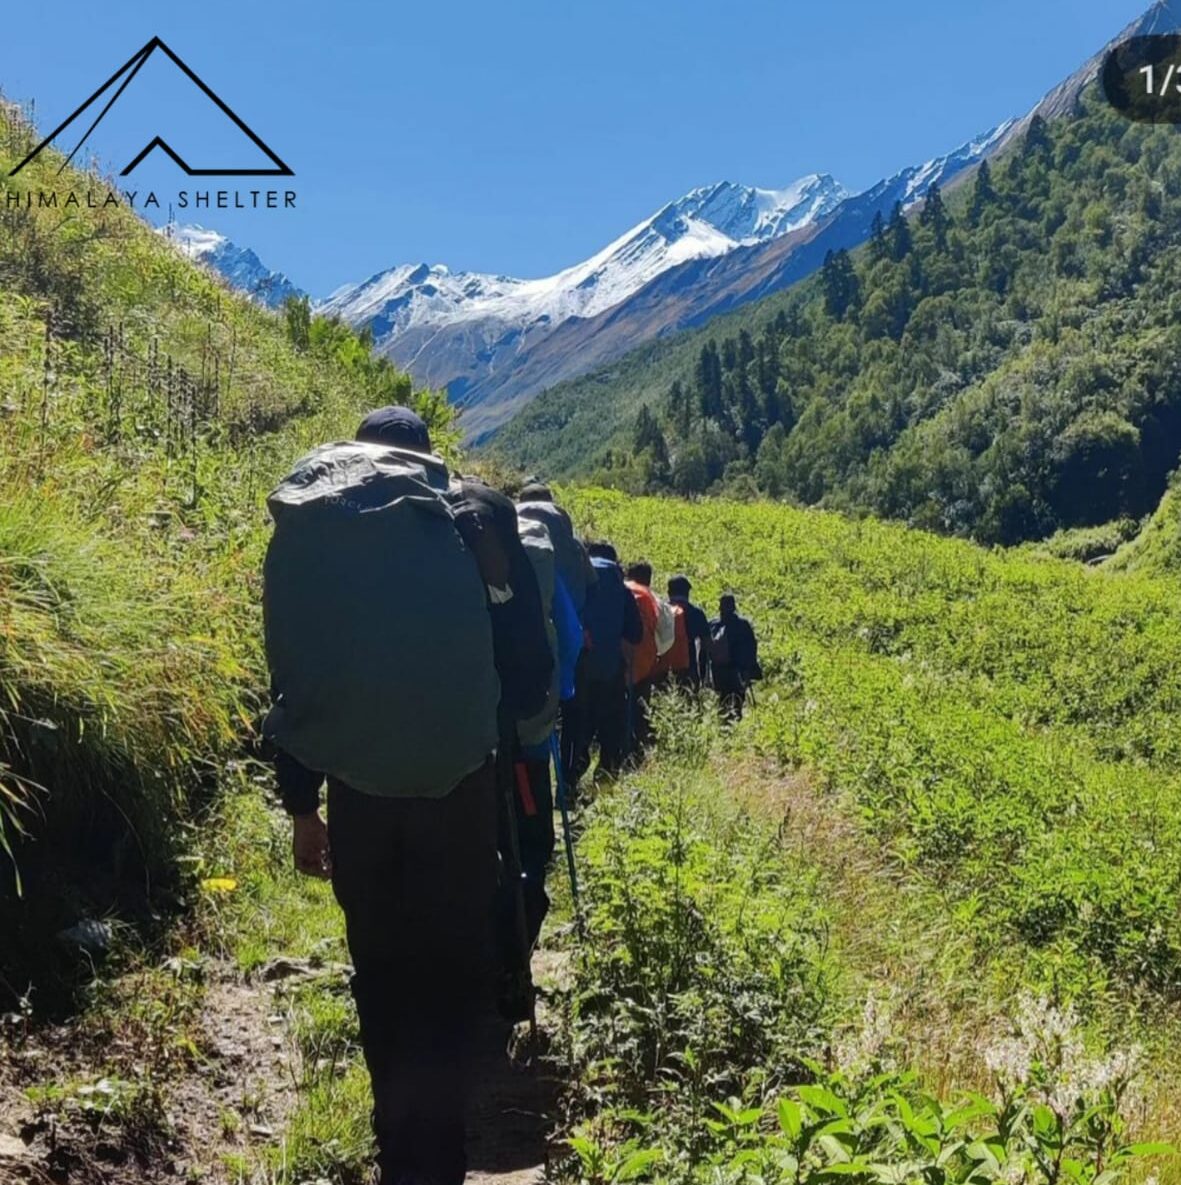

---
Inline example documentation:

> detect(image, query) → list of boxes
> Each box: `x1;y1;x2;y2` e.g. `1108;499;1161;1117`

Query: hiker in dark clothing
445;477;553;1022
571;541;643;785
275;407;551;1185
446;477;553;723
666;575;711;687
709;593;761;721
517;482;595;787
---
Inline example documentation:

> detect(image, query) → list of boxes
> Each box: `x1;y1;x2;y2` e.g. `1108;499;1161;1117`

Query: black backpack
709;621;733;667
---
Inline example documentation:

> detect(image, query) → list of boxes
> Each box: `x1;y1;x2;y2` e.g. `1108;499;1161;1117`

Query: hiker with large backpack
661;574;711;688
709;593;761;721
570;541;643;786
517;482;595;786
263;406;550;1185
512;513;583;950
623;561;675;752
445;476;553;1025
516;481;594;615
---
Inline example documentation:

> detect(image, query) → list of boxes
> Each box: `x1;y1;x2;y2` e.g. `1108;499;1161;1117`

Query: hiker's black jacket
272;480;552;816
709;612;759;679
671;595;711;684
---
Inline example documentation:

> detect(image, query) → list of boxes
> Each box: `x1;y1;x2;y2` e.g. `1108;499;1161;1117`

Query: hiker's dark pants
713;665;747;721
327;760;497;1185
571;662;629;782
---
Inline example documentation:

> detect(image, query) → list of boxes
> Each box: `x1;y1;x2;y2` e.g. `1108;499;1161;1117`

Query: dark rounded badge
1103;34;1181;124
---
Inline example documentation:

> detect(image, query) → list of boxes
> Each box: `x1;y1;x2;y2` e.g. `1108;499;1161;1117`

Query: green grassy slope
0;101;449;993
496;90;1181;546
566;488;1181;999
524;488;1181;1182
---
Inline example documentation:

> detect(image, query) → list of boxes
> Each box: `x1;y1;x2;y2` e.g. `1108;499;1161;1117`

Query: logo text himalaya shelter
7;37;296;211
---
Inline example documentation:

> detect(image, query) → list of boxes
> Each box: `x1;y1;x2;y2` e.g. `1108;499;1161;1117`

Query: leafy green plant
559;697;832;1119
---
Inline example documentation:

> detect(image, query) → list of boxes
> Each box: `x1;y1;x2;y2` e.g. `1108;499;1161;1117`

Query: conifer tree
919;183;951;251
968;159;995;227
869;209;888;262
822;249;860;320
888;201;911;261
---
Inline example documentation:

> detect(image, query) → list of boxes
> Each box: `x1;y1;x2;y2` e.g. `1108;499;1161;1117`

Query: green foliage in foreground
0;102;447;990
566;704;833;1110
498;93;1181;546
555;699;1167;1184
563;489;1181;999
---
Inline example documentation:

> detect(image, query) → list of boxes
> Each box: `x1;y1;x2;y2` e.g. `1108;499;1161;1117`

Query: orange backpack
625;581;660;684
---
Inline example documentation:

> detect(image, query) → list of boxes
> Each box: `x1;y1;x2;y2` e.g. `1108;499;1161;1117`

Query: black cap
356;405;432;453
668;574;691;597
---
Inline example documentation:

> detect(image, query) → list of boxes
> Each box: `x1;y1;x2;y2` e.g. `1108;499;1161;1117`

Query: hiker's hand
292;811;332;879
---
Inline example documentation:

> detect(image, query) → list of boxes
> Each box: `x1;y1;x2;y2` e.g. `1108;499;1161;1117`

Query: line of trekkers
260;406;761;1185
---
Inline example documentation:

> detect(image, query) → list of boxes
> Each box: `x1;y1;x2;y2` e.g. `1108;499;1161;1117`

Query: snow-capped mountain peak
667;174;848;242
318;173;849;338
159;223;306;310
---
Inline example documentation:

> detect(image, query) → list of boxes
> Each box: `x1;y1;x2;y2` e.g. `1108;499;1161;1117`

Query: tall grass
0;100;450;992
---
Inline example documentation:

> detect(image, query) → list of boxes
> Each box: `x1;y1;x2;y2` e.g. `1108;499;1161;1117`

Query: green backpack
263;441;500;798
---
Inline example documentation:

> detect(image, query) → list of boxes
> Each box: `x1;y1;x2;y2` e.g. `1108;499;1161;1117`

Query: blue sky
0;0;1148;296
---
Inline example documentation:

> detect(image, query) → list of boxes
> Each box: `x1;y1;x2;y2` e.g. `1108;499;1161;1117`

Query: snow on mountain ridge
160;223;306;311
898;119;1017;205
318;173;849;339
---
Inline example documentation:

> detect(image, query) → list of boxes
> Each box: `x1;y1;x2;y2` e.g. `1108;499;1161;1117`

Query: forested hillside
0;102;448;994
495;89;1181;545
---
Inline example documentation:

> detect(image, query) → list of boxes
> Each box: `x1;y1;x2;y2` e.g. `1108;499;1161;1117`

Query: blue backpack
581;557;629;680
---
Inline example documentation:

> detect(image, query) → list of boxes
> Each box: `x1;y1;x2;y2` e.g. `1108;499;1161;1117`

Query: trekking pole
550;729;584;939
624;680;635;763
500;747;537;1044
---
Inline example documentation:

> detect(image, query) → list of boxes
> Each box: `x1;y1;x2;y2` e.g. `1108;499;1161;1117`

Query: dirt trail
466;948;569;1185
0;966;299;1185
0;947;569;1185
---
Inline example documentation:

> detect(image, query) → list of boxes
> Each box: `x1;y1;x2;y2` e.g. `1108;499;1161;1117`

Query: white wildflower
833;993;896;1076
984;1035;1033;1088
988;994;1142;1116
